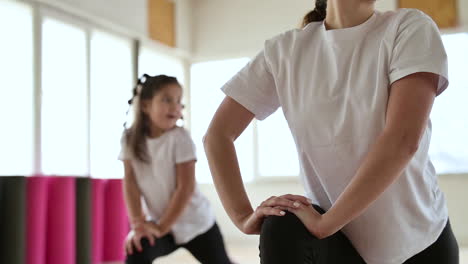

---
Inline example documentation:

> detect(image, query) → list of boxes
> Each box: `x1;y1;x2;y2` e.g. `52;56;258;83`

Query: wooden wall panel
399;0;458;28
148;0;175;47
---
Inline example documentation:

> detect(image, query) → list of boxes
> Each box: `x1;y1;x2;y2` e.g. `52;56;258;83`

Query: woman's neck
325;0;376;30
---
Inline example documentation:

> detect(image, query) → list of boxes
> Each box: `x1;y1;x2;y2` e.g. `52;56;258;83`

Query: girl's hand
124;221;161;255
239;194;312;235
287;203;333;239
148;221;170;237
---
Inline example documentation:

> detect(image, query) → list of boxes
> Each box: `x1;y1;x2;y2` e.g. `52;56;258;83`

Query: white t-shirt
119;126;215;244
221;9;449;264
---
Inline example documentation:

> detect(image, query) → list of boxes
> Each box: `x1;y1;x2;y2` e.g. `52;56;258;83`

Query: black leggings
126;223;232;264
260;205;459;264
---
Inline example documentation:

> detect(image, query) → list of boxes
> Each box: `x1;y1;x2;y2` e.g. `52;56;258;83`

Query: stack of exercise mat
0;176;130;264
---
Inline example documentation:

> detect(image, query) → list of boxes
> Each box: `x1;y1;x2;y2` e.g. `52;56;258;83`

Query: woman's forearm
203;132;254;229
322;131;418;235
322;73;437;236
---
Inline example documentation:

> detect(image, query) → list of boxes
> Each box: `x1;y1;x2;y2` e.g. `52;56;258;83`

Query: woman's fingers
274;205;292;212
260;196;276;207
252;194;313;231
256;205;286;217
262;196;302;209
279;194;312;205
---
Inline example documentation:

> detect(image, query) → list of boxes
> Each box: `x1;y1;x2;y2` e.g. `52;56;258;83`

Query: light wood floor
155;241;468;264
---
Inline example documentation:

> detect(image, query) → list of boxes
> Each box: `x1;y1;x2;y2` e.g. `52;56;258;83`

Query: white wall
36;0;148;36
192;0;468;59
193;0;313;60
460;0;468;27
375;0;397;11
439;175;468;247
33;0;194;54
58;0;147;35
192;0;398;60
174;0;193;53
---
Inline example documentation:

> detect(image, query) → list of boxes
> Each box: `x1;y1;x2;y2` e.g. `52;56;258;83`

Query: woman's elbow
389;132;421;157
202;125;216;148
202;133;210;148
401;142;419;157
203;127;228;151
406;140;420;156
381;127;422;157
178;182;195;198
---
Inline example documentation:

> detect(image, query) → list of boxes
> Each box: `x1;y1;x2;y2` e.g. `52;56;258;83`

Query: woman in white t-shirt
120;74;232;264
203;0;459;263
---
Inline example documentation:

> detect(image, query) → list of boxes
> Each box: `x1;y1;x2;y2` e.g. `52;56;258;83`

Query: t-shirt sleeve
175;128;197;164
221;49;280;120
118;132;131;161
389;11;449;96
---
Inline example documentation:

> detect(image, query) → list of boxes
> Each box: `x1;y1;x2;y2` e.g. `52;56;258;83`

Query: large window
190;58;254;183
0;0;34;176
90;30;133;179
190;57;299;181
429;33;468;174
41;17;88;175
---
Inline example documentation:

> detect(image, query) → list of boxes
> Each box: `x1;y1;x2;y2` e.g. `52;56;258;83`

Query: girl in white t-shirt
203;0;459;263
120;74;232;264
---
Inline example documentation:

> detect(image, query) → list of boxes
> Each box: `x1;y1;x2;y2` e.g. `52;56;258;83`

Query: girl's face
143;83;183;132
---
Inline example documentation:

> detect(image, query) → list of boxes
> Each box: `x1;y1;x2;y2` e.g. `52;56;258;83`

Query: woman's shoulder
262;23;323;63
266;22;322;47
394;8;433;20
378;8;436;28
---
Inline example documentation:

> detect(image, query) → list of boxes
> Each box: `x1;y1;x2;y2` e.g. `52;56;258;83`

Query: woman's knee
261;205;325;238
260;211;319;263
261;211;314;243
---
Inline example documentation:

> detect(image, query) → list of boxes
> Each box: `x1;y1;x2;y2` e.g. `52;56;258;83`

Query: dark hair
302;0;327;28
124;74;181;162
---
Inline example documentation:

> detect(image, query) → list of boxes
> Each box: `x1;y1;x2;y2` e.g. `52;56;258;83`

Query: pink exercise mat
92;179;129;264
26;176;76;264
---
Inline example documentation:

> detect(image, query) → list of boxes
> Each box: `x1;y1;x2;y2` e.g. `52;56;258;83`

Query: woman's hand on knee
287;204;331;239
261;195;311;210
239;195;312;235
